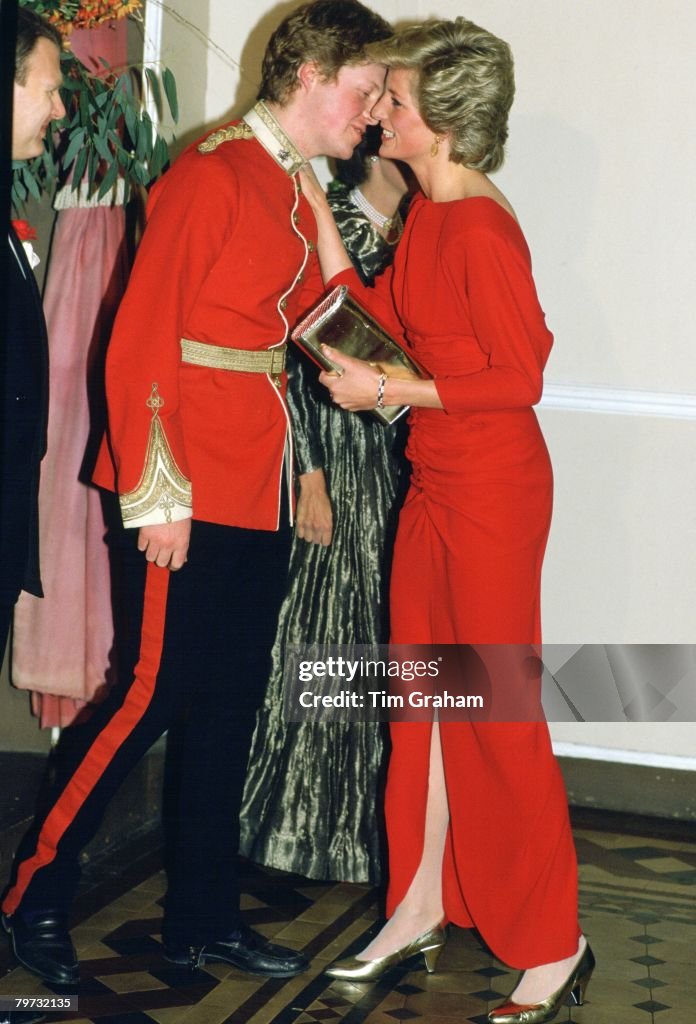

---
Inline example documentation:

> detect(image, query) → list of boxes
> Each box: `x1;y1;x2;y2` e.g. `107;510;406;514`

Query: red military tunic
2;104;329;951
93;103;325;531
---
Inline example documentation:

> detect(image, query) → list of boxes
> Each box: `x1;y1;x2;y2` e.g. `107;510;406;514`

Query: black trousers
0;601;13;673
2;516;291;946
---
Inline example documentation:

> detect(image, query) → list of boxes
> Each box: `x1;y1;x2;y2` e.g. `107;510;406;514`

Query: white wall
144;1;696;761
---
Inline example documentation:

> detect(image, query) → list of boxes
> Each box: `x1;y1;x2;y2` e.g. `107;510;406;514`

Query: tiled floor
1;820;695;1023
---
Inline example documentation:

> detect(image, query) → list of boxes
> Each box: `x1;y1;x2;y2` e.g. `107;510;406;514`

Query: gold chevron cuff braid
119;383;192;528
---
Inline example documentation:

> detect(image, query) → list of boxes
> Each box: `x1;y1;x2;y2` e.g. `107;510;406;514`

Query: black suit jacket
0;224;49;604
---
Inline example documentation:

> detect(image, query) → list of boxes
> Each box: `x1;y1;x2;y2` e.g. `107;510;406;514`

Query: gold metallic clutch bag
291;284;428;425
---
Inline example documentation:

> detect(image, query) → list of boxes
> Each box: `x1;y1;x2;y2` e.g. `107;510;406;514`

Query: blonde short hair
367;18;514;172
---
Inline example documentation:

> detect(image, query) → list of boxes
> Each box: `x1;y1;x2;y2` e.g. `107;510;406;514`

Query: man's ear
297;61;321;93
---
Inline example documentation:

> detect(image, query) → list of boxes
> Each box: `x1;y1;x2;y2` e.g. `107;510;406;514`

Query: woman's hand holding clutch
319;345;385;412
319;344;442;414
371;361;420;382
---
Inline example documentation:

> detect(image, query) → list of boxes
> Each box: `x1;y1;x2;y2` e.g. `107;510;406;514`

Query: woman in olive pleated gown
239;133;409;883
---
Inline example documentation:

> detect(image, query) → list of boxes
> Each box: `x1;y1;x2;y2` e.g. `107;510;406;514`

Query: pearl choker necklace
349;187;397;232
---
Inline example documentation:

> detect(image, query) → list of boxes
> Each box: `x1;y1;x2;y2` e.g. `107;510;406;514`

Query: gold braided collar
197;103;305;176
242;101;306;176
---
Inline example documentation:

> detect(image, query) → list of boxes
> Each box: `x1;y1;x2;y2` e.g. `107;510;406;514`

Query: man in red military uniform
2;0;390;984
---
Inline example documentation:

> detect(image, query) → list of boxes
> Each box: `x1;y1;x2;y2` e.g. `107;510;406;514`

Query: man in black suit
0;8;65;667
1;13;66;1023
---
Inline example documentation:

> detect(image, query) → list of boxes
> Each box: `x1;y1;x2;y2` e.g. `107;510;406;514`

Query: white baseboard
553;740;696;772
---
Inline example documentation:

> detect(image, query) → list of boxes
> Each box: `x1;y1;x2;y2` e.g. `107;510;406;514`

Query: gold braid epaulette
198;124;254;154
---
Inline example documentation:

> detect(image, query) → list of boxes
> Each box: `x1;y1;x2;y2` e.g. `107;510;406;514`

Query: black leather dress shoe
2;911;79;985
163;924;308;977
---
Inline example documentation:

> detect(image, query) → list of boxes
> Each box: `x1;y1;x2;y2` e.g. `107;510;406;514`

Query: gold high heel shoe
487;943;595;1024
324;925;446;981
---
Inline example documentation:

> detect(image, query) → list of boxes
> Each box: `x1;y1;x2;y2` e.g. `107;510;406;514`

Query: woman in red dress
299;18;593;1024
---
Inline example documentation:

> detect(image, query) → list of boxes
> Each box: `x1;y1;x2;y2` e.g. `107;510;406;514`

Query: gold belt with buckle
181;338;286;385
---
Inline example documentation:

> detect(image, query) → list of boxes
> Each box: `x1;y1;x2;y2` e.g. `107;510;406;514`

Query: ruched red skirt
386;408;579;968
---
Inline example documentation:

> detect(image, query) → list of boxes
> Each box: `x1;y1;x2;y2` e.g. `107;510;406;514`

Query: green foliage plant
13;1;178;209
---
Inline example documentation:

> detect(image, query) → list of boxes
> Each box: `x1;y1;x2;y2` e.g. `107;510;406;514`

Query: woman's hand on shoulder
298;163;331;218
298;165;353;280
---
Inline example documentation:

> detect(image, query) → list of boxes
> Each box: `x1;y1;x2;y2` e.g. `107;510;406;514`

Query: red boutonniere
11;219;40;269
11;219;38;242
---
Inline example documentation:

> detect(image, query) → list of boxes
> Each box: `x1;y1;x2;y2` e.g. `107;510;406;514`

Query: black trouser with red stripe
2;517;291;948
